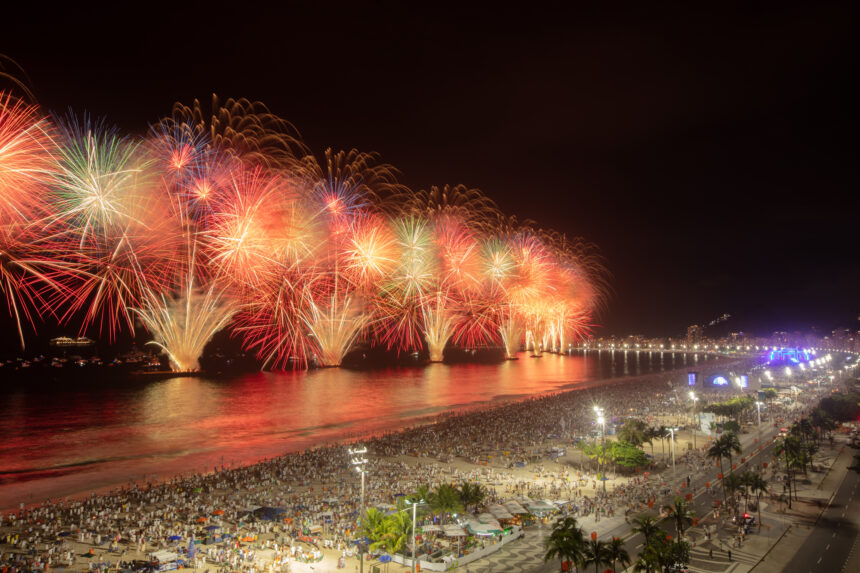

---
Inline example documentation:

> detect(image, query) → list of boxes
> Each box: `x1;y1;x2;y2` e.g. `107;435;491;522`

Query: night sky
2;2;857;342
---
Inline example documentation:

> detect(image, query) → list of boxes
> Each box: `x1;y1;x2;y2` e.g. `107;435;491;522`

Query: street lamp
667;427;678;471
755;401;762;426
404;498;426;573
689;391;699;449
349;446;368;573
594;406;606;493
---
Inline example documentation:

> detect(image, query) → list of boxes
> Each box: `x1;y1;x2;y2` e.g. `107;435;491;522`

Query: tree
819;392;860;422
707;433;741;508
630;515;661;546
543;517;586;572
608;440;649;471
657;425;668;460
414;484;433;504
618;419;649;448
645;427;662;458
370;511;411;557
605;536;631;573
723;473;744;515
775;436;804;508
633;532;690;573
745;472;769;525
720;432;742;471
429;484;464;523
362;507;387;543
456;481;486;513
667;498;695;539
723;420;741;434
581;538;612;573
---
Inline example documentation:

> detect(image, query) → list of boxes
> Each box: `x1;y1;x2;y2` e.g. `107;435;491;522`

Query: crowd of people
0;358;753;572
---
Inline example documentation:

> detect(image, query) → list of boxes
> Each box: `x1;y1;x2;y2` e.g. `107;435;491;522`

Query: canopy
487;505;514;520
477;513;502;529
150;550;179;562
465;521;503;536
442;524;467;537
421;525;442;533
502;501;530;515
526;500;558;514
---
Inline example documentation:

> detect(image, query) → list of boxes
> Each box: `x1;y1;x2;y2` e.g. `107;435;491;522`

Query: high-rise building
686;325;702;346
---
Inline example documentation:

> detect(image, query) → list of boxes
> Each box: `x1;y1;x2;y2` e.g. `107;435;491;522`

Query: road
782;450;860;573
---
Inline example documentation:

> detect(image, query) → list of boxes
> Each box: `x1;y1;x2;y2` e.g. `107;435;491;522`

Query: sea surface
0;350;720;511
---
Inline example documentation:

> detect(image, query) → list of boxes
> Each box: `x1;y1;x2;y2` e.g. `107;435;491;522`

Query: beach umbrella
196;517;208;523
205;525;220;531
213;509;225;515
379;555;392;563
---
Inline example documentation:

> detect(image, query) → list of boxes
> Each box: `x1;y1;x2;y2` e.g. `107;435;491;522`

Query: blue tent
379;555;392;563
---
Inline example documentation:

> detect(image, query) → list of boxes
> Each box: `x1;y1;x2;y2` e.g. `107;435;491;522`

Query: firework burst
0;92;606;369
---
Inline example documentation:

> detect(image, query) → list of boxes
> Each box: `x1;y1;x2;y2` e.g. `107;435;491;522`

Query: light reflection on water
0;350;714;509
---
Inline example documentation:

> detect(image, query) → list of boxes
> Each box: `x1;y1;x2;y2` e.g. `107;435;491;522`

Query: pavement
466;405;859;573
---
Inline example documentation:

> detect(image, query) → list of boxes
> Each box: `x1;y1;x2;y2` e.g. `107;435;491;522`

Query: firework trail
0;90;607;369
134;242;236;372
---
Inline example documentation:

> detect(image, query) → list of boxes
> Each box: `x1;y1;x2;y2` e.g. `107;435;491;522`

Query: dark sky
2;1;857;340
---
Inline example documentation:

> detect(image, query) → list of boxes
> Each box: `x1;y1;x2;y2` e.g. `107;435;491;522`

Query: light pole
405;499;426;573
349;446;368;573
689;391;699;449
668;428;677;471
594;406;606;493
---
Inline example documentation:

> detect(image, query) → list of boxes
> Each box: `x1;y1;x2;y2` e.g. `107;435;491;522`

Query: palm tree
667;498;694;539
605;536;631;572
746;472;769;526
618;419;649;448
645;427;661;459
581;538;612;573
457;482;486;513
723;473;744;515
361;507;387;543
543;517;586;572
630;515;661;546
414;484;433;504
429;483;463;523
775;436;804;508
370;512;412;572
708;433;741;509
721;432;742;472
657;425;668;460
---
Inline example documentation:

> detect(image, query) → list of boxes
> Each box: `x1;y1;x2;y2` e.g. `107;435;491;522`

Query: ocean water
0;350;718;510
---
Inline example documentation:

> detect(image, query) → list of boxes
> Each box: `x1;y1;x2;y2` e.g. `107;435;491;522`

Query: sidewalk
672;438;849;573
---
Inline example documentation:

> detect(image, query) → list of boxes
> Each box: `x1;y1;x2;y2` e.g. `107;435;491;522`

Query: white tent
503;501;529;515
442;524;467;537
150;550;179;562
477;513;503;529
488;504;514;520
421;524;443;533
465;520;503;536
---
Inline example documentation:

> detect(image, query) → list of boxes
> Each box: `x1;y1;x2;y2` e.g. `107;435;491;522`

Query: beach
0;354;752;572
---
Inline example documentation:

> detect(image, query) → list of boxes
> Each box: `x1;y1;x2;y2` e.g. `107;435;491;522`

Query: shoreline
1;353;745;514
0;353;761;572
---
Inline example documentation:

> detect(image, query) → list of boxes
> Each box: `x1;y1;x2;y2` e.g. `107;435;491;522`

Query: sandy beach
0;354;752;572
